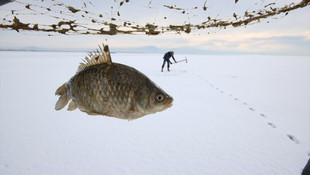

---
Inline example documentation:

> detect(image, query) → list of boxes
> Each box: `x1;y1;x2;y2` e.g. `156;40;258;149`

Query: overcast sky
0;0;309;55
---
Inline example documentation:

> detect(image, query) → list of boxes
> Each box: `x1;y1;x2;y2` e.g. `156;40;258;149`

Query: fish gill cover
0;0;309;35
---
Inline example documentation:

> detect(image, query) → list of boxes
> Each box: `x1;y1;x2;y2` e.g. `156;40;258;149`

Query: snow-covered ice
0;51;309;175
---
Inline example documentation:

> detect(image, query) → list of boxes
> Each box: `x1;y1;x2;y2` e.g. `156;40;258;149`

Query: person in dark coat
161;51;177;72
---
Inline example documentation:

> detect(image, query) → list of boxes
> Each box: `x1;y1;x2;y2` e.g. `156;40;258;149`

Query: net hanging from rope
0;0;309;35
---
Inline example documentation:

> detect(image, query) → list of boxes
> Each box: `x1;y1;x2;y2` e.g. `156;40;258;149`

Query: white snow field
0;51;309;175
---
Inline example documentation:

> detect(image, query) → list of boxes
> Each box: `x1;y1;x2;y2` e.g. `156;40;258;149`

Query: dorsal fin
77;43;112;72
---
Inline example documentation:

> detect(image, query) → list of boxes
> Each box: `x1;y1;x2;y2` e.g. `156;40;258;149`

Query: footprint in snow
287;134;300;144
234;98;238;101
267;122;276;128
249;107;255;111
260;113;266;117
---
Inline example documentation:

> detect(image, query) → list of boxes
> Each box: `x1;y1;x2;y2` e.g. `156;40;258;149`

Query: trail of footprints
196;74;300;145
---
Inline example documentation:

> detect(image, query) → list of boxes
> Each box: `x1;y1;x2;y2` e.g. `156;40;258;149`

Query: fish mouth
166;97;173;108
167;102;173;108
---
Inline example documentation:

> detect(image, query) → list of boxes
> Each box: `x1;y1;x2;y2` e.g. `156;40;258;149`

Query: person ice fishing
161;51;177;72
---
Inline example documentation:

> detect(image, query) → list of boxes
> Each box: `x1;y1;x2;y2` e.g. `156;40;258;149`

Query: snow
0;51;309;175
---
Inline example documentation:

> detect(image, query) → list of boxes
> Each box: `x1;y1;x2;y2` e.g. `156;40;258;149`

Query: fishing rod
175;57;188;63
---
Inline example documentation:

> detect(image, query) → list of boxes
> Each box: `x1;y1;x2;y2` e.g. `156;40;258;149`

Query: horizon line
0;46;309;56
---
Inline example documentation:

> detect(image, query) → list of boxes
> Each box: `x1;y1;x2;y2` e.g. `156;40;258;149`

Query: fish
55;44;173;120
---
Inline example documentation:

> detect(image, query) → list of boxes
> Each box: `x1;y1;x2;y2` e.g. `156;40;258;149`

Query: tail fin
55;84;69;110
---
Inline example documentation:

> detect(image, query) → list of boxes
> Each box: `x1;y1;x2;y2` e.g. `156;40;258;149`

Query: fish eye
156;94;164;102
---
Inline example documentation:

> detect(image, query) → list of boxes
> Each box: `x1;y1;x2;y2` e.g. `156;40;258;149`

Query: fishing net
0;0;309;35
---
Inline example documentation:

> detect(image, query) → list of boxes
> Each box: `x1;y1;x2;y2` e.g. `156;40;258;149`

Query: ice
0;51;309;175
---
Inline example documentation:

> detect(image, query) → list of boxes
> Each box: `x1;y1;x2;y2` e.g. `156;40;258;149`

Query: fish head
135;81;173;116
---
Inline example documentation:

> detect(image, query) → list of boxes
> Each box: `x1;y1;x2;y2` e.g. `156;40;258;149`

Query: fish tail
55;83;69;110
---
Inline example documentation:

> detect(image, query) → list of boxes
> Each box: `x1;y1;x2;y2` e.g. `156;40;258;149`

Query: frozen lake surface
0;51;309;175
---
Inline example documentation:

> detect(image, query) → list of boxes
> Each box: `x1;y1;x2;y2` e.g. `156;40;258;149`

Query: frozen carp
55;44;173;120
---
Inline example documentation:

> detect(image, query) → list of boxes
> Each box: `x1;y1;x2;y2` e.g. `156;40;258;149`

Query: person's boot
161;67;163;72
168;67;170;72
